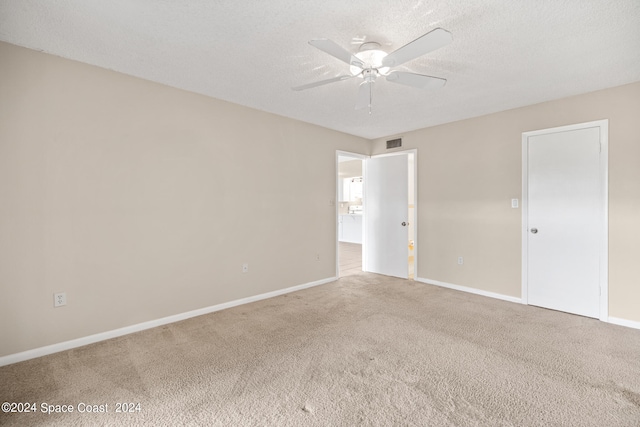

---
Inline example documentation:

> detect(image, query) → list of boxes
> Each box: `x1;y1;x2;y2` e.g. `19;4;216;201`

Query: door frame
521;120;608;321
336;151;368;278
364;149;418;279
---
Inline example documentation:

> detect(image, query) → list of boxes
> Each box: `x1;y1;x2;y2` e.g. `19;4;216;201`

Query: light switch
511;199;519;208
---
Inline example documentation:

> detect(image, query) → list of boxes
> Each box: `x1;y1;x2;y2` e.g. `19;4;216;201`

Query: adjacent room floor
340;242;414;279
339;242;362;277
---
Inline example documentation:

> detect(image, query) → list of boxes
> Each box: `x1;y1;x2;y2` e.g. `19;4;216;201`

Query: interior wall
0;42;369;357
371;81;640;323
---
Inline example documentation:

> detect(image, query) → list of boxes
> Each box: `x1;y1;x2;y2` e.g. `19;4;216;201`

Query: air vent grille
386;138;402;149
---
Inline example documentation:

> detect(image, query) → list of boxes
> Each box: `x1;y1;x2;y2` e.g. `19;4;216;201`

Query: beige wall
371;81;640;323
0;42;368;357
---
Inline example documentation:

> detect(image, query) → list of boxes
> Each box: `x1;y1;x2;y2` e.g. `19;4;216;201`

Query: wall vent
386;138;402;149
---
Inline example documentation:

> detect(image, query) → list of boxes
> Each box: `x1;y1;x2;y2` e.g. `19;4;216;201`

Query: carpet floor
1;273;640;426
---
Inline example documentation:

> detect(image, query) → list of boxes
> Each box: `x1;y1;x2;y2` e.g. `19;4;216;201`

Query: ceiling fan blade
386;71;446;89
382;28;452;68
309;39;364;68
292;74;354;91
355;81;372;110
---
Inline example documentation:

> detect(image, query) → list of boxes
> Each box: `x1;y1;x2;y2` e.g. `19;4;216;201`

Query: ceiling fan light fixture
350;48;390;76
362;68;377;83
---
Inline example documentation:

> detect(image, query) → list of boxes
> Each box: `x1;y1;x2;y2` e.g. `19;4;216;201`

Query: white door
524;122;607;318
365;154;409;278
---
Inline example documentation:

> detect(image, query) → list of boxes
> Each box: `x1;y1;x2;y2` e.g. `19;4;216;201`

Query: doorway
336;150;416;279
337;152;366;277
522;120;608;320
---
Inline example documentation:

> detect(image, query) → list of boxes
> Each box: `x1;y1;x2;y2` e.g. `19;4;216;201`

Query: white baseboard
415;277;522;304
608;317;640;330
417;278;640;331
0;277;337;367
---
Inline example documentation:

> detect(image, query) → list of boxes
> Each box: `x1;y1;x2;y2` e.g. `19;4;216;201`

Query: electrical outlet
457;257;464;265
54;292;67;307
242;263;249;273
316;253;320;261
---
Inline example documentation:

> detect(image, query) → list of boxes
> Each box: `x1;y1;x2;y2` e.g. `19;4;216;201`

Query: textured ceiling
1;0;640;139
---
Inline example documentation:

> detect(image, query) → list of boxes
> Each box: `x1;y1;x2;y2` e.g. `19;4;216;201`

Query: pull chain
368;76;373;115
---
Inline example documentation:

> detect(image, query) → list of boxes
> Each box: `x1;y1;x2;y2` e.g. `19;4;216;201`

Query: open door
365;153;410;278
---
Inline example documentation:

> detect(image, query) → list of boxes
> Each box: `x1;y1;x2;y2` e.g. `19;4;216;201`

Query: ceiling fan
292;28;453;112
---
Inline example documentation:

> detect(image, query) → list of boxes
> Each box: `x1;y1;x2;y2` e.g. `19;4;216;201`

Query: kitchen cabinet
339;214;363;244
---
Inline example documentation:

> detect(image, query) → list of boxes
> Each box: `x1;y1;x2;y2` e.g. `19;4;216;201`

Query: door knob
530;228;538;234
401;222;408;226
